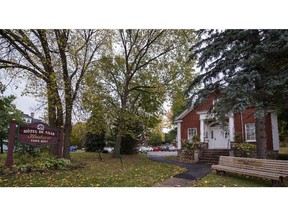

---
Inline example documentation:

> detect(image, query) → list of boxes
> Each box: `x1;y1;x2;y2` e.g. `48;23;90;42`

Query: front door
209;126;229;149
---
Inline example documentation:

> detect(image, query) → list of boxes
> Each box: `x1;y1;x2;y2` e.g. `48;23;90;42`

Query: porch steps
199;149;230;164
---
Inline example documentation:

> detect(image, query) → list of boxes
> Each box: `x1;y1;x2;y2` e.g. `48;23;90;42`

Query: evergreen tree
0;82;23;154
85;131;106;152
120;134;138;155
188;29;288;159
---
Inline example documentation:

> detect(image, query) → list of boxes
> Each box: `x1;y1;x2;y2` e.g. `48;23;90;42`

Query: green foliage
82;29;196;157
0;82;24;153
70;122;87;148
120;134;138;155
0;30;110;159
277;107;288;143
188;29;288;158
147;120;164;146
170;84;191;123
120;118;145;155
233;143;256;158
182;136;202;156
0;152;70;174
148;133;163;146
234;132;244;143
164;127;177;143
14;143;42;157
85;131;106;152
189;29;288;115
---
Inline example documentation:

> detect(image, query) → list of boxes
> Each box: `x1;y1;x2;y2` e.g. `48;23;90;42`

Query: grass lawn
166;153;288;187
193;171;273;187
279;147;288;154
279;146;288;157
194;146;288;187
0;152;186;187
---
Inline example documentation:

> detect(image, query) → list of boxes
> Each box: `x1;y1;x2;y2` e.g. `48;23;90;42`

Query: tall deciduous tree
188;29;288;159
84;29;195;158
0;29;109;159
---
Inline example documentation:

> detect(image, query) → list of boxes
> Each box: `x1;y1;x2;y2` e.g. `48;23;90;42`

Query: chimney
31;112;35;119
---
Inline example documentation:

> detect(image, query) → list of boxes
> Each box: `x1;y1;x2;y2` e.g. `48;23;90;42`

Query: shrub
120;133;138;155
85;131;106;152
14;143;42;157
233;143;256;158
182;136;202;156
1;152;71;174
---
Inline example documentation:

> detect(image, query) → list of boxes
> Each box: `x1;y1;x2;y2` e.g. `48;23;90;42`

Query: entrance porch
197;111;234;150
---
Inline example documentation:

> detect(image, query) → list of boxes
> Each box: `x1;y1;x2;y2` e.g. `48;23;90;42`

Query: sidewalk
153;177;196;187
148;156;211;187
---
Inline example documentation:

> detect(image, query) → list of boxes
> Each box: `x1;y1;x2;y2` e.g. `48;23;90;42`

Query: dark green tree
0;82;23;154
85;130;106;152
120;133;138;155
165;127;177;143
188;29;288;159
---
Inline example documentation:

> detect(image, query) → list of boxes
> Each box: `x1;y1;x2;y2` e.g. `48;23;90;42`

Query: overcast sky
2;78;43;118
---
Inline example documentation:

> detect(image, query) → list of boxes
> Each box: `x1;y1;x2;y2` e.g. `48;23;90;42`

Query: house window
245;123;256;141
188;128;197;142
211;130;214;139
224;130;228;139
205;131;208;139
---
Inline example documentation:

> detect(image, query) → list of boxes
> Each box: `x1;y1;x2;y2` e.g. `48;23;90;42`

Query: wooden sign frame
5;120;64;167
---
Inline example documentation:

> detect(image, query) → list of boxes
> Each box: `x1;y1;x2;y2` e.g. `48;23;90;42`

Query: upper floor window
25;118;32;123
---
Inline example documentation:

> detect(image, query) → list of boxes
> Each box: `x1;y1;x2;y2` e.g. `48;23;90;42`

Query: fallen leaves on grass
0;152;186;187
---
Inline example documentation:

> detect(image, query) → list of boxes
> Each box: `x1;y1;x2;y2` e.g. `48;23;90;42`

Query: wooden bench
211;156;288;186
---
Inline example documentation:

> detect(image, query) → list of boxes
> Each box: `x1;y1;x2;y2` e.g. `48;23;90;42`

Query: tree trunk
255;107;268;159
0;137;3;154
55;29;72;160
47;81;63;156
63;102;73;159
112;132;122;158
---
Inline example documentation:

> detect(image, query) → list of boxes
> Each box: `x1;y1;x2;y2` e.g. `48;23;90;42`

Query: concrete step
199;149;230;164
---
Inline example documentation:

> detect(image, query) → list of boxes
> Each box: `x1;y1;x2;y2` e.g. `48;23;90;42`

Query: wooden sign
18;123;58;146
5;120;63;167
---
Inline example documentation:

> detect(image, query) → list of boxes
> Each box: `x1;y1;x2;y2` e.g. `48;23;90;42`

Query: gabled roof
22;113;43;123
174;106;194;122
22;114;31;118
174;94;218;123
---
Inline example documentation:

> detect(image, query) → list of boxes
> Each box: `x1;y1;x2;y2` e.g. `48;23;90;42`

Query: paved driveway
148;154;211;181
147;151;178;157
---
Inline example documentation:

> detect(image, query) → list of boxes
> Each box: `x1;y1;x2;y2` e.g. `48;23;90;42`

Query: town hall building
175;94;280;158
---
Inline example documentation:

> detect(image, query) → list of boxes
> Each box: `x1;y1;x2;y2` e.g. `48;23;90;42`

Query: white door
209;126;229;149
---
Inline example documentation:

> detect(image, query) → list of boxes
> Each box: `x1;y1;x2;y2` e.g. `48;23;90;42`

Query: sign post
5;120;16;167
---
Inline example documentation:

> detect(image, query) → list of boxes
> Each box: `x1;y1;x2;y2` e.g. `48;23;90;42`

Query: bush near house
233;143;256;158
181;136;202;159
